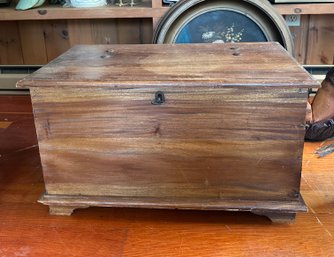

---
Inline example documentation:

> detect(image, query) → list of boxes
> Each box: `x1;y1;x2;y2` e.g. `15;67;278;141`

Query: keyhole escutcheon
151;91;165;105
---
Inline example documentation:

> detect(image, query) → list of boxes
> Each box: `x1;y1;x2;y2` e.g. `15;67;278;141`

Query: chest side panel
30;86;307;201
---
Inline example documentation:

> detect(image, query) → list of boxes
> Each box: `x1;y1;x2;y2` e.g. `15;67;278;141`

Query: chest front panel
31;86;307;200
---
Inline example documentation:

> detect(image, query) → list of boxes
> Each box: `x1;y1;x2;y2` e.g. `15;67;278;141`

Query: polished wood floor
1;95;334;257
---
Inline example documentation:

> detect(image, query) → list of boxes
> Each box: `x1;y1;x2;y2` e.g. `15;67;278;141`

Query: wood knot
100;49;114;59
230;46;240;56
38;9;48;15
294;8;302;14
154;123;162;137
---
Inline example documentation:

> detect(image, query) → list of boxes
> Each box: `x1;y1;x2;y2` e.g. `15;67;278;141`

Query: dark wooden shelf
0;3;167;20
1;1;333;66
274;3;334;15
0;2;333;21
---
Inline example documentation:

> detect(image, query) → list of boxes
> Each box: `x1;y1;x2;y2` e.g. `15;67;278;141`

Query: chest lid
17;42;319;89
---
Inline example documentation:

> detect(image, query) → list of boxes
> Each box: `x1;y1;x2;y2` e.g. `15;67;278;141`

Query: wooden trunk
17;43;319;223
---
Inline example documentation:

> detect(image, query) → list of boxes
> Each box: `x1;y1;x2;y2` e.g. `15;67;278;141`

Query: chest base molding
39;193;307;223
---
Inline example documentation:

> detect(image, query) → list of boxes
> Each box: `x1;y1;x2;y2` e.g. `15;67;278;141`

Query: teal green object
16;0;45;10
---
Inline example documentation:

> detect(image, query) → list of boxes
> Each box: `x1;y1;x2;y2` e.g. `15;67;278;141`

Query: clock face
175;10;268;44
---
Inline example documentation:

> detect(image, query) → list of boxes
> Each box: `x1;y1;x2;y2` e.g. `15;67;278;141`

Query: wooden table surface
0;95;334;257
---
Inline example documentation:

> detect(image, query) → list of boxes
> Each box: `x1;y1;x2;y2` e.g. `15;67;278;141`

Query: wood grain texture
288;14;310;64
0;2;333;22
30;86;307;202
17;43;318;221
117;19;143;44
90;19;119;44
67;19;153;46
42;20;71;63
67;20;95;46
0;19;153;65
1;9;333;66
0;96;35;155
0;21;23;64
17;43;319;88
274;3;334;15
38;193;307;214
1;96;334;255
0;4;166;20
306;14;334;64
18;21;48;64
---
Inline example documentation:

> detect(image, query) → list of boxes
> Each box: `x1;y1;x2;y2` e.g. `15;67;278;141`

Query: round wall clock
153;0;294;54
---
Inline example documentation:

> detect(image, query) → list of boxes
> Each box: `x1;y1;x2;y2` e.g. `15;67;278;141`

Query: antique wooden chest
17;43;319;223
